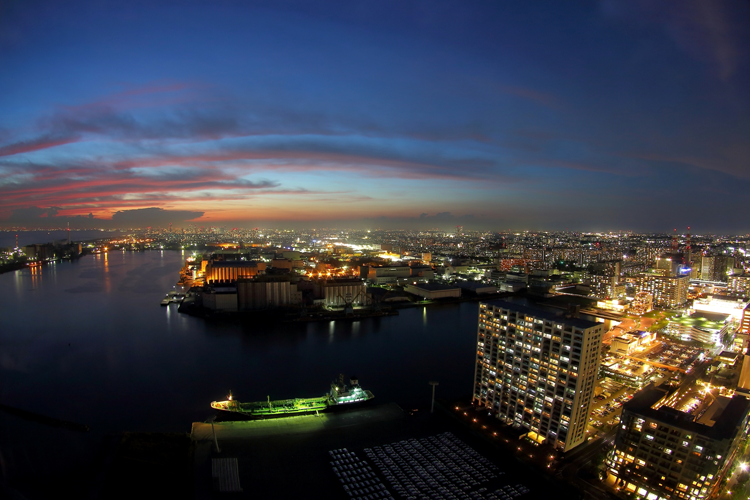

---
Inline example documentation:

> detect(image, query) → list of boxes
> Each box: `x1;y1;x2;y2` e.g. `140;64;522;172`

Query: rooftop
482;299;600;329
623;384;750;439
409;282;460;291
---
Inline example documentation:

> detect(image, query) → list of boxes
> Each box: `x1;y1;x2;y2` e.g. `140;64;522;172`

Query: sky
1;0;749;233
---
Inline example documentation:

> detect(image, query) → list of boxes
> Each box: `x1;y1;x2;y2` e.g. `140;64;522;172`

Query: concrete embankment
0;403;89;432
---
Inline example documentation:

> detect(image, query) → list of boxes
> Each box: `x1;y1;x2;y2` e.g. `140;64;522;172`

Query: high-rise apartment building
656;254;684;277
701;255;733;282
588;274;621;299
740;303;750;336
473;300;604;452
636;274;689;309
729;274;750;299
609;384;750;500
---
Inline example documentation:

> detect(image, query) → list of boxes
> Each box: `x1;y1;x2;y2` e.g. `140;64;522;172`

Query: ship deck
236;396;329;412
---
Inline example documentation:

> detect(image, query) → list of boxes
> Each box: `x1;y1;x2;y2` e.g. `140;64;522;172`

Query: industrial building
204;260;266;283
404;282;461;300
314;278;367;307
236;279;301;310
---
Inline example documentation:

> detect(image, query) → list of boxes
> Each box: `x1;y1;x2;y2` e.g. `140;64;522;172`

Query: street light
210;416;221;453
429;381;439;413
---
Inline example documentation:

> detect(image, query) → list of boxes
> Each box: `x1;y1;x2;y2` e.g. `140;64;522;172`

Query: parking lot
641;342;705;373
586;380;634;435
587;330;709;438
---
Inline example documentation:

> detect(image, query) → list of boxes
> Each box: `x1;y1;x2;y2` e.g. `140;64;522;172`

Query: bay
0;249;480;498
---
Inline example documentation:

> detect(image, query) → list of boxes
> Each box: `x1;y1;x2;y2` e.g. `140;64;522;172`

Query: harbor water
0;249;480;497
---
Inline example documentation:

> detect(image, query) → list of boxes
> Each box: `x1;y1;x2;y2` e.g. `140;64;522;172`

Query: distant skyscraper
473;300;604;452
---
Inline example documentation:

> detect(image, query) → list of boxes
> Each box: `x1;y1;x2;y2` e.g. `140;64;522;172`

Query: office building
609;384;750;500
473;300;604;452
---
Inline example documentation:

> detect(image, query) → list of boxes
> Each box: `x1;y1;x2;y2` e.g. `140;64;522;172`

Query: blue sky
1;0;749;232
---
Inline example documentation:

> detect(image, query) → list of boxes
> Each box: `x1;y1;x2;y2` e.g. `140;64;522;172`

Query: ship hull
211;378;374;420
211;396;329;419
211;405;327;420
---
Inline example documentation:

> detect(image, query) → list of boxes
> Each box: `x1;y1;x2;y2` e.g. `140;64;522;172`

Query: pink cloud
0;135;80;157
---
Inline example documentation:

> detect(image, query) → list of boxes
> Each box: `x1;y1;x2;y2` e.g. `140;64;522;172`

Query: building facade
473;300;604;452
630;292;654;316
236;280;301;310
589;274;621;299
636;274;689;309
729;274;750;299
609;385;750;500
404;282;461;300
701;255;733;282
314;278;366;307
204;260;266;283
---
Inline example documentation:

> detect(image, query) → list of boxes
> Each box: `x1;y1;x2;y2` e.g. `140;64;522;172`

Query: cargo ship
210;375;374;418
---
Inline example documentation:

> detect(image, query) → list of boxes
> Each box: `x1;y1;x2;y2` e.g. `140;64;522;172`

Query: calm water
0;250;479;497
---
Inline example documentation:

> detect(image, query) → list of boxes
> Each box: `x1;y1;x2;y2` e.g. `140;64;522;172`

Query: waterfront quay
191;403;578;500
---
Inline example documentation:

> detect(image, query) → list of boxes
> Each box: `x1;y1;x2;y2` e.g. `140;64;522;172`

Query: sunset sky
1;1;749;232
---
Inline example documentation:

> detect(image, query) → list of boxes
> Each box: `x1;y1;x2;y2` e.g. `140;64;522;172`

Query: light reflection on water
0;250;480;497
2;251;479;428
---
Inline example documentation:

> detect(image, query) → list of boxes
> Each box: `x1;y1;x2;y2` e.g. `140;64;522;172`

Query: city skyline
2;1;749;233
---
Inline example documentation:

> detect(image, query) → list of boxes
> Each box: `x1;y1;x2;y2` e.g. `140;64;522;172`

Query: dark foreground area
98;433;194;500
189;402;581;500
4;400;591;500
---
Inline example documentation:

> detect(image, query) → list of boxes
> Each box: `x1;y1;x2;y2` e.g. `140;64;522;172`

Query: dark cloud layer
7;206;203;229
0;1;749;232
111;207;203;227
